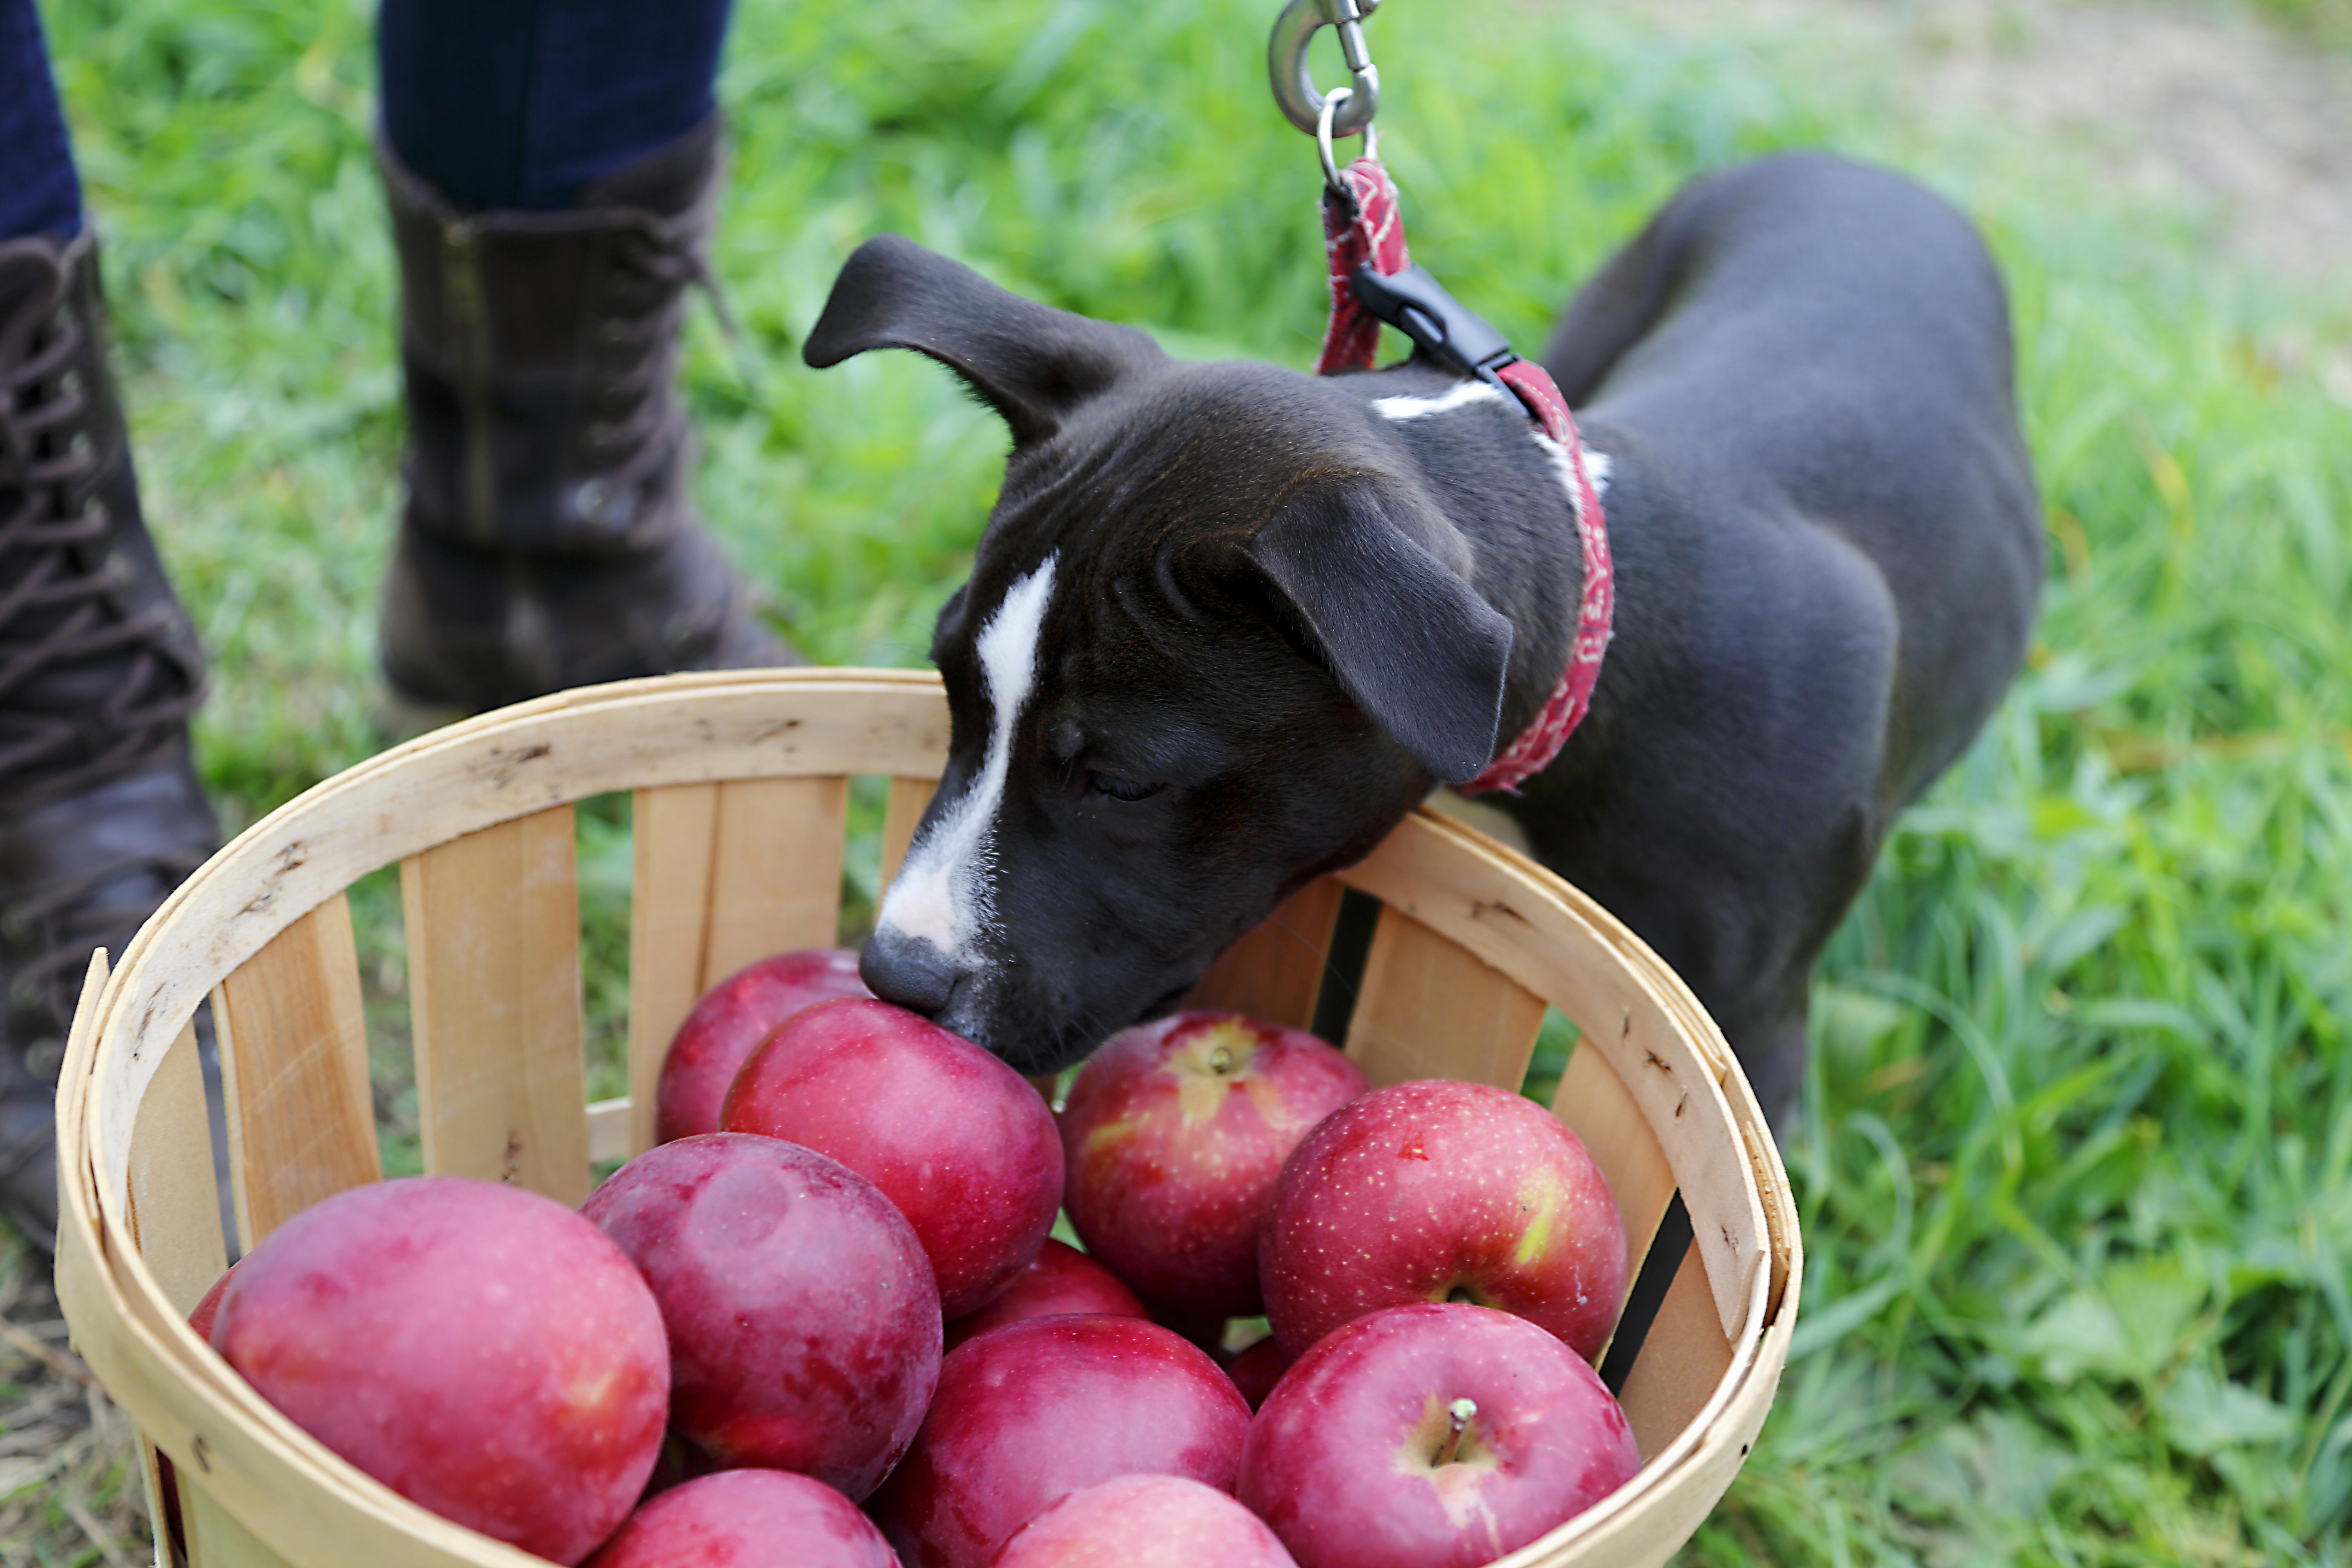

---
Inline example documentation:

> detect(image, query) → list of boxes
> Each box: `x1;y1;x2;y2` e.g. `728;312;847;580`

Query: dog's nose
860;924;961;1018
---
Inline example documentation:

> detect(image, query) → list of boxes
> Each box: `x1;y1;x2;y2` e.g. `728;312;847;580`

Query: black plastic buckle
1347;262;1520;390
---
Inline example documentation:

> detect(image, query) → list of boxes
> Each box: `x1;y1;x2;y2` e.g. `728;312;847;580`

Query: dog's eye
1086;771;1164;803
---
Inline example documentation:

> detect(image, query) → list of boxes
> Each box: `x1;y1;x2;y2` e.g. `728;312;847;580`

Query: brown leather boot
0;230;220;1250
377;114;795;722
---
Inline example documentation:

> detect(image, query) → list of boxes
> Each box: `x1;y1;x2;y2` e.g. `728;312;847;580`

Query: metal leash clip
1270;0;1382;139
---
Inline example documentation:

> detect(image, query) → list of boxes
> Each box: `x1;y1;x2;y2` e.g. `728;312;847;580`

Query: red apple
582;1134;941;1500
1060;1011;1368;1320
990;1474;1299;1568
871;1314;1252;1568
209;1177;667;1565
720;997;1062;1316
656;949;871;1143
1224;1334;1292;1412
1237;1302;1640;1568
1258;1079;1626;1362
186;1256;241;1341
585;1470;895;1568
944;1239;1147;1353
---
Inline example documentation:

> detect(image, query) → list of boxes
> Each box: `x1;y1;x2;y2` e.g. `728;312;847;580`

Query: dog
805;152;2042;1121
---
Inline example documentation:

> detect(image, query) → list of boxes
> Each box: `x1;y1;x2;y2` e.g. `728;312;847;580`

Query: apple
720;997;1062;1316
1258;1079;1626;1362
208;1177;667;1566
944;1239;1147;1353
1223;1334;1292;1412
1237;1302;1640;1568
1060;1011;1368;1321
585;1470;895;1568
655;949;871;1142
186;1258;241;1342
871;1313;1253;1568
582;1133;941;1500
990;1474;1299;1568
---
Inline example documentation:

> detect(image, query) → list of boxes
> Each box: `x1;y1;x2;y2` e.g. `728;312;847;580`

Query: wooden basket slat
402;808;590;1206
127;1018;227;1316
184;1472;299;1568
880;776;937;889
1344;903;1548;1091
1552;1038;1679;1313
624;781;724;1157
702;775;853;975
209;894;377;1251
1614;1241;1736;1464
1185;876;1345;1030
617;776;853;1159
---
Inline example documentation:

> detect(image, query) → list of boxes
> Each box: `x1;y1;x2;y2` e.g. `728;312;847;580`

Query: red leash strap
1316;158;1408;374
1314;158;1614;796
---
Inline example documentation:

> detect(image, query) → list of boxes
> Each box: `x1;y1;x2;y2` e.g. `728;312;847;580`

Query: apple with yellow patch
1060;1011;1369;1319
1257;1079;1625;1363
1236;1302;1639;1568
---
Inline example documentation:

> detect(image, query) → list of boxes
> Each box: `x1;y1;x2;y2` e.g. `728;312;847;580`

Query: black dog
806;153;2041;1120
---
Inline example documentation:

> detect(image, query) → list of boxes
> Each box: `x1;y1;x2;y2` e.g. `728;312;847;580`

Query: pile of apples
194;949;1642;1568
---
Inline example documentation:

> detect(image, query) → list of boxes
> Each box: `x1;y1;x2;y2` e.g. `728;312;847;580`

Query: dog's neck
1369;368;1617;774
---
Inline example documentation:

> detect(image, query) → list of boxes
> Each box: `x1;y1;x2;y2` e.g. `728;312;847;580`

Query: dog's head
806;236;1517;1073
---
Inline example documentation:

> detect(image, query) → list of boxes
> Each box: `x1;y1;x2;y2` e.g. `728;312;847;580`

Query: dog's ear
803;235;1162;447
1245;480;1514;784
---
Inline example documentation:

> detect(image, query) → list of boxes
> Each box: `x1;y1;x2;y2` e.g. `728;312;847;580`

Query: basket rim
57;667;1801;1568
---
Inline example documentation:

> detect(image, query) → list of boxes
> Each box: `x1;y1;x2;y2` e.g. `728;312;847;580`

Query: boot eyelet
82;497;109;524
59;370;81;397
69;432;92;459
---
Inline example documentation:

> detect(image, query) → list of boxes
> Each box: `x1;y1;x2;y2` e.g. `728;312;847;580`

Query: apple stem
1435;1398;1478;1467
1210;1045;1233;1074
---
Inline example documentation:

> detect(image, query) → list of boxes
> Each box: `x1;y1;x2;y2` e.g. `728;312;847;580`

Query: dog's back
1499;155;2042;1113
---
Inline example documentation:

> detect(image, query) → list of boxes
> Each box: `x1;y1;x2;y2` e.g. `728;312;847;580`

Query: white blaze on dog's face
874;555;1058;967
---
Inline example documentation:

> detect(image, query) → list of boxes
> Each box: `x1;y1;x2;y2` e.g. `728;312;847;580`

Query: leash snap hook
1316;89;1380;193
1271;0;1381;139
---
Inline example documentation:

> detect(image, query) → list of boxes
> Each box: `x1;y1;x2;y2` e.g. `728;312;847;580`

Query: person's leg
372;0;791;721
0;0;220;1248
0;0;81;241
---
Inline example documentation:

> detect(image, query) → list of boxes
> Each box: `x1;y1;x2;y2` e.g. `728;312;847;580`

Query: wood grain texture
1615;1241;1737;1464
402;808;590;1205
1554;1038;1679;1313
125;1018;227;1317
1186;877;1345;1030
182;1473;300;1568
1344;904;1548;1091
880;776;937;891
209;895;377;1250
625;782;719;1155
703;775;850;978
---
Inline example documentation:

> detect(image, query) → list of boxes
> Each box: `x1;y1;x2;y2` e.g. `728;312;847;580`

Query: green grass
22;0;2352;1562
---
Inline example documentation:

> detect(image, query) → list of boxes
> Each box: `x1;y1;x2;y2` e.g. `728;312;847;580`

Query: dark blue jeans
0;0;733;241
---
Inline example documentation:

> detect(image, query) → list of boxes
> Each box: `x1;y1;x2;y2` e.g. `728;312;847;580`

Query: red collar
1315;156;1613;796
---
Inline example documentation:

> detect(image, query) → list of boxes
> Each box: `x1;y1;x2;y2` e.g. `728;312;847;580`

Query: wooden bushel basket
54;668;1799;1568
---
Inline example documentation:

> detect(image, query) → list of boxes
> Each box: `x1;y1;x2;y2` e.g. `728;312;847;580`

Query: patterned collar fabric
1314;156;1614;797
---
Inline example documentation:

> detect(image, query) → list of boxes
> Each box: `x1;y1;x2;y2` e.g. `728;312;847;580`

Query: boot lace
574;225;744;531
0;248;203;804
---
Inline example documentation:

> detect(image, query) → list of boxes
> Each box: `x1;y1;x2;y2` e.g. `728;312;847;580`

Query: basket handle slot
209;895;378;1252
403;808;591;1206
